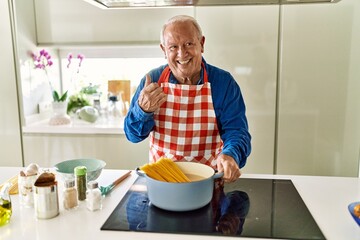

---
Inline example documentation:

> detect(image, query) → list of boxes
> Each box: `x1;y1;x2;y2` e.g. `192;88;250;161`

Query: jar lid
74;166;87;176
87;181;98;189
65;180;75;188
109;96;117;101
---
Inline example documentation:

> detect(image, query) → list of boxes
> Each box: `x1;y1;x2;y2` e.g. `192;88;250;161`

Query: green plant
53;90;68;102
80;84;100;95
67;93;91;114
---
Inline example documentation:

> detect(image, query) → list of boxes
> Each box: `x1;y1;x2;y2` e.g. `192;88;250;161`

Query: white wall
0;0;23;167
277;0;360;176
197;6;279;174
197;1;360;176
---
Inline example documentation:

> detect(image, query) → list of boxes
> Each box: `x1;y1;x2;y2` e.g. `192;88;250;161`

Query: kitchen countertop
0;167;359;240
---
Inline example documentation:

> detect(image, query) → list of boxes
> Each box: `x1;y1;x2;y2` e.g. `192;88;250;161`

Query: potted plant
31;49;82;125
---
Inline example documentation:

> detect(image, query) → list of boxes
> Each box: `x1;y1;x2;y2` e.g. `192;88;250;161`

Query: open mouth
177;59;191;65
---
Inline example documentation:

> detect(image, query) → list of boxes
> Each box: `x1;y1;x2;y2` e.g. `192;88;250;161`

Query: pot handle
135;167;146;177
213;171;224;179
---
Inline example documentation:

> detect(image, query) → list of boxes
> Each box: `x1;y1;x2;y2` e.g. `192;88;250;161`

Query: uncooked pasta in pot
140;158;190;183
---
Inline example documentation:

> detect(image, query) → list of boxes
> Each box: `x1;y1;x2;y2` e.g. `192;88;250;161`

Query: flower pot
49;101;71;125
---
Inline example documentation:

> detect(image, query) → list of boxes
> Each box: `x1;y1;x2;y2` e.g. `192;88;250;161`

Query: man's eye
169;46;177;51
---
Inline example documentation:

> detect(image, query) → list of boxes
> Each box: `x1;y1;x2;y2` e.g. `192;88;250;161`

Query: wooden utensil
99;171;131;196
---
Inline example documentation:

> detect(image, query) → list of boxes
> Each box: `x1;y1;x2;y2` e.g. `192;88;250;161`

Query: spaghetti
140;158;190;183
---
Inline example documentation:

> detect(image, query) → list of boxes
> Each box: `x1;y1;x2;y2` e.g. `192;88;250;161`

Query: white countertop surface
22;118;125;135
1;167;359;240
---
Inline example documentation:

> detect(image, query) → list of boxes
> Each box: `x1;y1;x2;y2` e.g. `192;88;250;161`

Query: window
59;46;166;106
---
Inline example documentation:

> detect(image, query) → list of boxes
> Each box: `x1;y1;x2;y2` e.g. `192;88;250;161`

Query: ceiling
83;0;341;9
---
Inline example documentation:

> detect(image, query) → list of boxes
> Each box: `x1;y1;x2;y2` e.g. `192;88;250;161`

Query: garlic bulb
25;163;39;176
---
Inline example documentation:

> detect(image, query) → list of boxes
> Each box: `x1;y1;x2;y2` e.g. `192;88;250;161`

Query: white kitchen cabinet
34;0;194;44
23;134;149;170
0;0;23;167
196;6;280;174
277;0;360;176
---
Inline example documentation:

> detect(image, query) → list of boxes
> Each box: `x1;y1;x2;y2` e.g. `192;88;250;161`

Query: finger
157;95;167;107
149;85;164;95
224;167;232;182
217;159;224;173
228;168;241;182
152;87;166;98
145;74;152;87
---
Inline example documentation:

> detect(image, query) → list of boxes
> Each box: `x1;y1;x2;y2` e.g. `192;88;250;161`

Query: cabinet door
196;6;279;174
23;134;149;170
0;0;23;167
34;0;194;44
277;0;360;176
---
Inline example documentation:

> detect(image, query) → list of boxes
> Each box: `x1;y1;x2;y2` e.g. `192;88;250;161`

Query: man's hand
216;154;241;183
138;74;167;113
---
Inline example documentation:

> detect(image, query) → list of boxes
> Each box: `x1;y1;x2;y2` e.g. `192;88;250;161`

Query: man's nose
177;46;187;57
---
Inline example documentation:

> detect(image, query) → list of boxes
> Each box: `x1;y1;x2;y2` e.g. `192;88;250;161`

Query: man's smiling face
160;20;205;85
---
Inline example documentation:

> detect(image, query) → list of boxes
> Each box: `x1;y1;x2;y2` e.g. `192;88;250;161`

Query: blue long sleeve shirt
124;58;251;168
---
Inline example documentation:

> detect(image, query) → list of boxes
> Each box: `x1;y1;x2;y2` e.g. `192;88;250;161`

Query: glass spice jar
63;180;78;210
74;166;87;201
86;181;102;211
18;173;38;207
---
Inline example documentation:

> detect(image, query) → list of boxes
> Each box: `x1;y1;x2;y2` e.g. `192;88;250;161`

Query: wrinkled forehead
161;19;202;45
163;22;200;44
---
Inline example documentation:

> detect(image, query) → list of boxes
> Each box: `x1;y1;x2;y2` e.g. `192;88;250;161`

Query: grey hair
160;15;203;45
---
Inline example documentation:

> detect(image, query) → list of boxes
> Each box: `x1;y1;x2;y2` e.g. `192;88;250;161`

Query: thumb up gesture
138;74;167;113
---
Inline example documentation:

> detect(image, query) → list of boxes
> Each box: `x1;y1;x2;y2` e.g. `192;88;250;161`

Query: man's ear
160;44;166;58
200;36;205;53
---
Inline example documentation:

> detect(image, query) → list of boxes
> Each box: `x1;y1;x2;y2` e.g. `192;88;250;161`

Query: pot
136;161;223;212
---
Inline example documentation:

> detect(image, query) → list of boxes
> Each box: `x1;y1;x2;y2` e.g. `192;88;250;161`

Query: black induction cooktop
101;177;325;239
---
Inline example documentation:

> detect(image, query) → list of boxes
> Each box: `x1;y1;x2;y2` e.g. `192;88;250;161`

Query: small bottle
86;181;102;211
107;95;118;120
74;166;87;201
107;95;125;123
0;183;12;226
63;180;78;210
18;173;37;207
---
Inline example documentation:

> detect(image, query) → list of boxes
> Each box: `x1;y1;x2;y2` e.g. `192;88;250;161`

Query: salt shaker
86;181;102;211
63;180;78;210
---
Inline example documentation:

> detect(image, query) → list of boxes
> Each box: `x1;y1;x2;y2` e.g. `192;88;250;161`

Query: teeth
178;59;190;64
